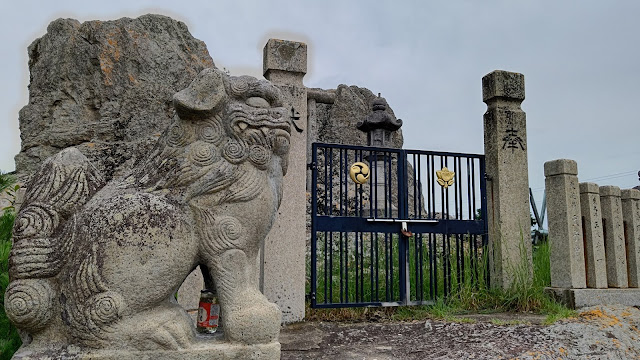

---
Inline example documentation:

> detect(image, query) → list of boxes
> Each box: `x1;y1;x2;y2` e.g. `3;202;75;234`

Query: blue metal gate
310;143;488;308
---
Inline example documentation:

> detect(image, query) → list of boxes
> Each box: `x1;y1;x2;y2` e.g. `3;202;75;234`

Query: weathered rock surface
15;14;214;182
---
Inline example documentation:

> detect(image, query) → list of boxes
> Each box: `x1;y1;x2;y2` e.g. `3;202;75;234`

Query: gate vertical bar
328;148;334;302
467;158;475;285
454;157;461;289
418;156;422;299
429;154;437;298
310;143;318;307
480;156;490;288
398;150;410;304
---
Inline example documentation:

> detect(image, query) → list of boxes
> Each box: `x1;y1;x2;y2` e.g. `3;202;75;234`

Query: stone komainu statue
5;68;290;352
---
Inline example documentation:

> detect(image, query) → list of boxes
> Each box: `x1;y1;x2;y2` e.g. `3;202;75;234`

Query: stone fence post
544;159;586;288
261;39;308;323
544;160;640;308
579;182;607;288
622;189;640;287
482;70;532;289
600;186;629;288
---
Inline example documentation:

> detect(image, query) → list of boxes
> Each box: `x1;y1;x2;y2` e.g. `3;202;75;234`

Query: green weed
490;318;527;326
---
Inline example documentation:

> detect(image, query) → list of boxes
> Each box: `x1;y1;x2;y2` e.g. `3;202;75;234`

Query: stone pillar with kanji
482;70;532;289
261;39;307;323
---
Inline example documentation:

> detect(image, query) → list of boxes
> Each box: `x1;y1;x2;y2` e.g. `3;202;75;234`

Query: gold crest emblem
436;167;455;188
349;162;370;184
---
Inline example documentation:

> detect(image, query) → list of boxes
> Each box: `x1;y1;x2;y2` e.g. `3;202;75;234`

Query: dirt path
280;305;640;359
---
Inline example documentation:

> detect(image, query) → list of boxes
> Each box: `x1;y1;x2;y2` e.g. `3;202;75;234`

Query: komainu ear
173;68;227;117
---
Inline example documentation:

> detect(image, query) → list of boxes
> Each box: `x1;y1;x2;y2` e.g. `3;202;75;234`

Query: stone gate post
482;70;532;289
261;39;307;323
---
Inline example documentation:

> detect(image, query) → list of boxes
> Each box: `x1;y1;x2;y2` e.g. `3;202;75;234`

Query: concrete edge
545;287;640;309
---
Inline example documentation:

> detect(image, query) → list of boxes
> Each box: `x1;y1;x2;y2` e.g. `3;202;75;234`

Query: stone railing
544;159;640;308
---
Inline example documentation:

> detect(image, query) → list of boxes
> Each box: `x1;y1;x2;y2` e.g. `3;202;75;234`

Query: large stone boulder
15;14;214;182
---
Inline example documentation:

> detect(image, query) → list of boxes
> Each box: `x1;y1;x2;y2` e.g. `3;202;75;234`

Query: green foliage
0;172;19;213
392;302;434;321
539;299;575;325
490;318;526;326
0;173;14;193
533;241;551;288
0;172;21;359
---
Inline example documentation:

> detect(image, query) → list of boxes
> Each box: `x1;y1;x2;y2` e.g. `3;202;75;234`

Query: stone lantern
356;95;402;148
357;95;402;216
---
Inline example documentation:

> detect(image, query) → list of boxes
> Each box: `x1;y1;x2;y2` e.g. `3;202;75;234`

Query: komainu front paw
116;303;196;351
223;290;281;345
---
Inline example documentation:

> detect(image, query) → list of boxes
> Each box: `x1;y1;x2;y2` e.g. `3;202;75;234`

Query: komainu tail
5;147;105;332
10;147;105;279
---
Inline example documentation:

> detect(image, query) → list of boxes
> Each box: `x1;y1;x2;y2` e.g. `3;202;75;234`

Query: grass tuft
490;318;527;326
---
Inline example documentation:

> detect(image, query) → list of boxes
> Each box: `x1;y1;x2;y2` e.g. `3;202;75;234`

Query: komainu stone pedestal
14;338;279;360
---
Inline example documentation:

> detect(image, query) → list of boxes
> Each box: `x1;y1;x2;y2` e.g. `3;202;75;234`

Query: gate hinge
307;162;316;170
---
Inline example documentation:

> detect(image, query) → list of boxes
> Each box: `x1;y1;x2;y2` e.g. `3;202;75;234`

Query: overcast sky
1;0;638;207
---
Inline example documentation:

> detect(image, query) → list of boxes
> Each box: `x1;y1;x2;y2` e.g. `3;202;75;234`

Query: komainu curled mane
5;68;290;353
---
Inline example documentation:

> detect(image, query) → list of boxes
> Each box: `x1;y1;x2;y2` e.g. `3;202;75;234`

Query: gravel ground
280;305;640;359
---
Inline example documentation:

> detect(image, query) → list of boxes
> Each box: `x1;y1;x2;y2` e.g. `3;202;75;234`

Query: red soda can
197;289;219;334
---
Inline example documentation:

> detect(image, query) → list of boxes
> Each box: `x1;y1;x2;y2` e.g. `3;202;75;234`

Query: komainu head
173;68;290;170
136;68;291;200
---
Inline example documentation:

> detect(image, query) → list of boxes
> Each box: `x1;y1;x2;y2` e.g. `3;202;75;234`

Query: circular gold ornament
349;162;370;184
